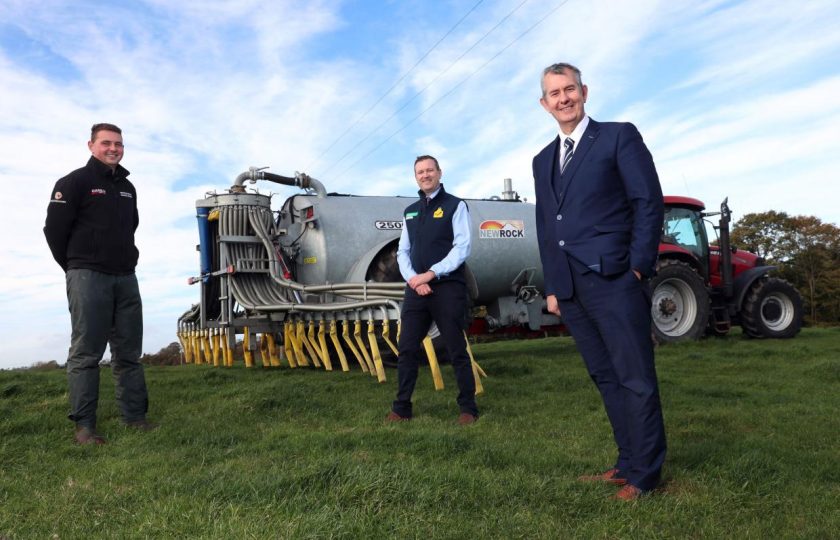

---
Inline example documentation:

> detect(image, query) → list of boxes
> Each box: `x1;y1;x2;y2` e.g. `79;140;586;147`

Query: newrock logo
479;220;525;239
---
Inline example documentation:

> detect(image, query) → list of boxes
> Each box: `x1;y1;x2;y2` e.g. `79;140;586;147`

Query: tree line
731;211;840;324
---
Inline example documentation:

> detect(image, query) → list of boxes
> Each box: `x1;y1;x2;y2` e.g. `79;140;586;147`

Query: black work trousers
392;280;477;417
65;269;148;428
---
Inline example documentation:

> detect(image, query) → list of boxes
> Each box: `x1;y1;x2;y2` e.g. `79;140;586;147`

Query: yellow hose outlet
328;321;350;372
463;331;485;395
192;331;202;365
259;333;270;367
341;321;367;372
224;330;235;367
283;322;299;368
302;321;322;368
212;330;221;367
381;321;399;356
243;327;254;368
266;333;281;367
423;336;445;391
317;322;333;371
367;320;387;383
294;321;314;367
202;331;213;365
353;320;376;375
290;321;308;367
178;332;191;364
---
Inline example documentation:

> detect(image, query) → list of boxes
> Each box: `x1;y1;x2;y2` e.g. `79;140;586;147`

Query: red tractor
651;196;803;343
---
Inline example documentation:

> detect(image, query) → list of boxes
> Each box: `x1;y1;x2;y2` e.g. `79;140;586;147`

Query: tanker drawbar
177;167;560;386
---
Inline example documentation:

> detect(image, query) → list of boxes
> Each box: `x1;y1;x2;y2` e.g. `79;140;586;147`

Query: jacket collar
418;183;446;201
87;155;130;181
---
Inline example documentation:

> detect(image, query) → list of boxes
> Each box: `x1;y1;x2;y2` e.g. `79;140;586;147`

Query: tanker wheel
741;277;803;339
366;243;402;282
650;259;710;343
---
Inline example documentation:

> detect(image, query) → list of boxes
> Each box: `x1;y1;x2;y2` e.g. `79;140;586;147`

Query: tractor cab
659;196;710;280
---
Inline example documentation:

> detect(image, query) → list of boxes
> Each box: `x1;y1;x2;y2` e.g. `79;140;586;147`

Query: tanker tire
740;277;802;339
366;244;402;283
650;259;710;343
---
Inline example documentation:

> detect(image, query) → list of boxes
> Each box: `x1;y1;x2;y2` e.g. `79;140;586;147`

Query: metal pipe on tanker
232;167;327;198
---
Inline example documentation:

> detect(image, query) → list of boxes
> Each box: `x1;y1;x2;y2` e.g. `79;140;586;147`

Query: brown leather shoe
612;484;644;501
385;411;410;423
74;426;106;445
124;419;159;431
457;413;478;425
578;468;628;485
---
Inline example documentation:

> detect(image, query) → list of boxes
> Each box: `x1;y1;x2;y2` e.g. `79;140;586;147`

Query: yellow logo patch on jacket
433;207;444;218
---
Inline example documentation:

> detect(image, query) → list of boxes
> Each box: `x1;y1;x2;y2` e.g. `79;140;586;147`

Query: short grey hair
541;63;583;97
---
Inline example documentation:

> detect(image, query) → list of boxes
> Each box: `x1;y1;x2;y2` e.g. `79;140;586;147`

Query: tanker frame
177;167;559;373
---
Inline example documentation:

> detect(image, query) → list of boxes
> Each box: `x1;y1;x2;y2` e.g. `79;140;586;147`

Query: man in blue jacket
533;64;666;500
45;123;156;445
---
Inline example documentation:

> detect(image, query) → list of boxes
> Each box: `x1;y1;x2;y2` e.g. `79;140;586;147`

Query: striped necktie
561;137;574;174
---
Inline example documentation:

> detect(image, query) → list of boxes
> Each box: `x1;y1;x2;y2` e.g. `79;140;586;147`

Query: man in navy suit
533;63;666;500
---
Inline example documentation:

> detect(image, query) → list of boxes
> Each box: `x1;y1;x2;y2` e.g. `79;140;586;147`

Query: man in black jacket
45;123;155;445
386;155;478;425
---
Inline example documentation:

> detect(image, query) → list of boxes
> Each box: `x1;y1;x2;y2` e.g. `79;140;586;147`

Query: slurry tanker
177;168;554;383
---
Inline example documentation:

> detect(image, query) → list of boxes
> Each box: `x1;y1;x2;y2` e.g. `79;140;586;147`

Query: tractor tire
650;259;710;343
740;277;803;339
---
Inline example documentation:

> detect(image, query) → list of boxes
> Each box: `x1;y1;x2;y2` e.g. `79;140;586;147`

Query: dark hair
90;123;122;142
541;63;583;97
414;155;440;171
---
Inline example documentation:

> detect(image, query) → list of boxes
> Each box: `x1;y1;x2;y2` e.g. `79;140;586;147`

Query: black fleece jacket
44;156;139;274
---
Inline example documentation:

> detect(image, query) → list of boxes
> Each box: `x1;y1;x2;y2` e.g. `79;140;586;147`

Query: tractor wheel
740;277;803;339
650;259;710;343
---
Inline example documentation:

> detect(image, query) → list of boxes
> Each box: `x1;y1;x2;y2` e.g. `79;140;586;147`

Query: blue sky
1;0;838;369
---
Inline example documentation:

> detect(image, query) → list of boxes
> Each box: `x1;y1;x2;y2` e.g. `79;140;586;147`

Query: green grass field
1;328;838;539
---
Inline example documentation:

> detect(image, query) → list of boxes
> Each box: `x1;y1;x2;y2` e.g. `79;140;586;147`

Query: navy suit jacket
533;119;664;300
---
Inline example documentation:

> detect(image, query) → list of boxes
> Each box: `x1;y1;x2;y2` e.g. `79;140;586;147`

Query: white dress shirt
559;115;590;166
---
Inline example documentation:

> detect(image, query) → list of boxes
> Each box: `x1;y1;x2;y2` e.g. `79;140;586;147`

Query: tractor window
662;207;707;261
704;219;719;246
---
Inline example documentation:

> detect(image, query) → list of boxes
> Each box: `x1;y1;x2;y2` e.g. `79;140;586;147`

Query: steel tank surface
278;192;544;305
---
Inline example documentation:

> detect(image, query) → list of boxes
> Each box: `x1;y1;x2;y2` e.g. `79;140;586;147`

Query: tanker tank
177;168;559;373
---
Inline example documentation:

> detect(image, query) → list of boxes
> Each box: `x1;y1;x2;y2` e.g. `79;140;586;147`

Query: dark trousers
559;267;666;492
65;269;148;428
393;280;477;417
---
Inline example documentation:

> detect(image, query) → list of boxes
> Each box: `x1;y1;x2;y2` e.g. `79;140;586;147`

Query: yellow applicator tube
317;320;333;371
243;327;254;368
212;329;221;367
367;320;387;383
202;330;213;365
329;320;350;372
422;336;445;390
283;321;299;368
266;333;281;367
301;321;322;368
463;331;484;395
353;320;375;375
341;320;367;372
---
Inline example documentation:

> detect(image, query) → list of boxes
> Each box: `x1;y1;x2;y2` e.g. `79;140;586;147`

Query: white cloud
1;0;838;368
